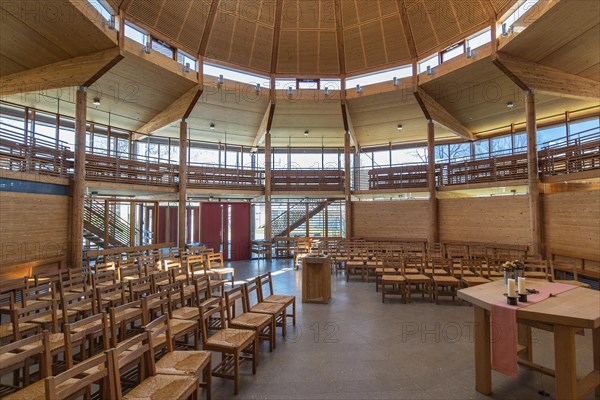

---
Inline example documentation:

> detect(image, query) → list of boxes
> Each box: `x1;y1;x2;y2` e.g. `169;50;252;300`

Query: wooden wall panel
544;191;600;261
0;192;70;268
352;200;429;240
439;196;531;246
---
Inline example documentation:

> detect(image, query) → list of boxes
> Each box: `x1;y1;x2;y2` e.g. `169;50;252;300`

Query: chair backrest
119;265;143;281
109;300;142;346
257;272;275;301
224;285;248;321
144;314;173;353
11;300;58;338
193;276;213;306
141;291;171;324
63;312;110;368
45;352;110;400
128;276;153;300
243;279;262;309
61;289;96;324
151;270;172;292
96;282;127;311
0;330;51;377
188;255;207;275
94;261;116;273
164;260;181;271
170;265;190;283
206;252;224;269
158;280;186;307
23;281;56;304
198;297;225;345
92;269;118;290
0;277;28;298
108;332;155;400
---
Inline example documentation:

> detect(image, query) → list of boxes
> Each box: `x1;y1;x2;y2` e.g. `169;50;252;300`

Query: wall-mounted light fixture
397;124;403;131
217;74;224;85
287;87;293;97
255;83;261;93
466;47;473;58
426;65;433;76
210;123;215;130
324;87;329;96
183;62;190;73
506;101;514;110
304;130;309;137
356;84;362;93
393;77;399;86
93;97;101;106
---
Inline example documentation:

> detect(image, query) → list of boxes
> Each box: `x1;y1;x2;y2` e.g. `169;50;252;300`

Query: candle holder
518;293;528;302
506;296;518;306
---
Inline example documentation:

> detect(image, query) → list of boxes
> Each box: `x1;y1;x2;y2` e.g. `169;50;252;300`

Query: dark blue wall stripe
0;178;68;196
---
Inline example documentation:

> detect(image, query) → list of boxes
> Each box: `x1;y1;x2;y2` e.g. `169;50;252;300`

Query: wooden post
71;87;86;270
264;132;272;259
103;199;109;249
344;131;352;239
427;120;439;245
179;120;188;248
305;202;310;237
153;202;159;244
130;202;136;247
526;91;543;257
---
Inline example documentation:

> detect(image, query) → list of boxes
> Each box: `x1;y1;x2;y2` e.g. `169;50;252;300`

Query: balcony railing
271;169;345;191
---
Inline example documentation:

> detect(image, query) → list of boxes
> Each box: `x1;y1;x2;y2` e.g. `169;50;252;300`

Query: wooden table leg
554;325;577;400
474;305;492;394
593;326;600;398
517;323;533;362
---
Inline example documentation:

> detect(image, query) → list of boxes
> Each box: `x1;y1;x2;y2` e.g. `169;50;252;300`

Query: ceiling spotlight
324;87;329;96
393;77;398;86
287;87;293;97
93;97;101;106
255;83;261;93
217;74;224;85
506;101;514;110
210;123;215;130
304;130;309;137
397;124;403;131
356;84;362;94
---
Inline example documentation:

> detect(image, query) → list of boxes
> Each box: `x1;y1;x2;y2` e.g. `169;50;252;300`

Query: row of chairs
0;270;296;397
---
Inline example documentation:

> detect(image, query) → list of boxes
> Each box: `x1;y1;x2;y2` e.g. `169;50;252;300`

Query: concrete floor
211;258;598;400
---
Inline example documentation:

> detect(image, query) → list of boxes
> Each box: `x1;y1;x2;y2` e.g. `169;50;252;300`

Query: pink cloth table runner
491;282;577;377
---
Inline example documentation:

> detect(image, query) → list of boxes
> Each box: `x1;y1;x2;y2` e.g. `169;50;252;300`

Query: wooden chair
0;331;52;399
523;258;549;280
459;259;491;288
128;276;153;300
96;282;128;312
60;289;96;325
401;258;432;303
256;272;296;327
549;259;590;288
109;300;144;347
225;285;275;352
107;332;198;400
91;269;118;290
375;253;401;292
345;251;367;282
44;352;111;400
145;315;212;400
244;280;287;337
151;270;172;292
63;312;111;369
206;252;235;287
141;291;199;350
381;273;407;304
198;297;258;395
58;275;88;295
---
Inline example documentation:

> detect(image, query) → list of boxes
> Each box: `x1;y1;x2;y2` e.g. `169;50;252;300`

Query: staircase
83;200;153;248
270;199;336;238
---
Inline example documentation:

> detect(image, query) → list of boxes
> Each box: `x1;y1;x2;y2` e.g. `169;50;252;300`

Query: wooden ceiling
115;0;517;76
1;0;598;149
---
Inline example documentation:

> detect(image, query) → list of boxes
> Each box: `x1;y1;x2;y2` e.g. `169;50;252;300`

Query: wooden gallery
0;0;598;399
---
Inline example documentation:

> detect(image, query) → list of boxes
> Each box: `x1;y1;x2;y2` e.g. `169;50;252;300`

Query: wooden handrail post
427;120;439;246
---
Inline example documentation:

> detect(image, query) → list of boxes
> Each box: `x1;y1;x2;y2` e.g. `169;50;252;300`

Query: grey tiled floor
211;259;597;400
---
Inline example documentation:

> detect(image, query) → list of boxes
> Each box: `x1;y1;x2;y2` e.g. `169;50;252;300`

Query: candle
507;279;517;298
518;277;527;295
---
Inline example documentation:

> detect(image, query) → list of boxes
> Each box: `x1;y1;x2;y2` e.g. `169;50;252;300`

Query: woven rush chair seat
1;378;78;400
206;328;256;347
461;276;492;287
381;275;407;303
121;374;197;400
171;306;199;320
0;322;38;339
431;275;460;305
257;272;296;327
228;312;272;329
155;350;211;376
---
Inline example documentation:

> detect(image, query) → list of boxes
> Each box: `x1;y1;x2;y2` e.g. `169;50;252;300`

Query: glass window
474;140;490;159
321;79;341;91
273;153;289;169
490;135;512;156
189;147;219;166
503;0;539;27
467;29;491;50
225;150;239;168
152;39;174;59
435;145;449;163
125;23;146;45
94;134;108;155
441;43;464;63
87;0;111;21
116;137;129;157
360;151;374;168
204;63;270;88
290;153;322;169
538;124;566;148
298;80;318;90
569;117;600;142
449;143;471;161
274;79;296;92
58;127;75;151
346;65;412;88
418;55;439;73
513;132;527;153
323;153;339;169
177;52;198;71
391;147;427;164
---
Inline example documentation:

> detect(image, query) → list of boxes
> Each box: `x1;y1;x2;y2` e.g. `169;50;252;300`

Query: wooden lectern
302;255;331;304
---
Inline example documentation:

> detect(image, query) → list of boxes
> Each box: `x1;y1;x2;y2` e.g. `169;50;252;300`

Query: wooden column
305;202;310;237
344;131;352;239
103;199;109;249
526;91;543;257
264;133;272;259
71;87;86;270
427;120;439;245
153;202;159;244
178;120;188;248
130;202;136;247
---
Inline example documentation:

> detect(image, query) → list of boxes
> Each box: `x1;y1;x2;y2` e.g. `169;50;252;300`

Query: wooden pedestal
302;255;331;304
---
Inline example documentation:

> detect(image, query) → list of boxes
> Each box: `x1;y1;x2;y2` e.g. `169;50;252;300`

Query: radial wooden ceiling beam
413;87;475;141
333;0;346;75
0;47;123;98
133;84;203;139
341;101;359;150
270;0;284;74
492;52;600;100
398;0;417;60
253;101;276;148
119;0;132;12
482;0;498;21
198;0;220;56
